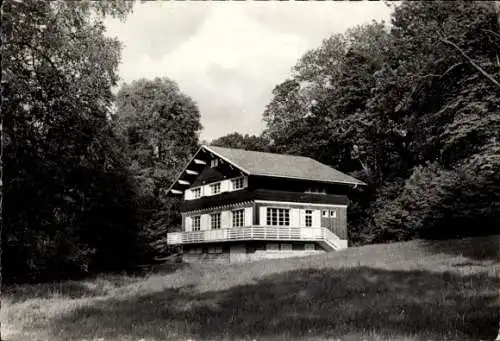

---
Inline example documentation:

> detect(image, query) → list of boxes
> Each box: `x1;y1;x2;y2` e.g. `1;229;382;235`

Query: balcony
167;226;347;251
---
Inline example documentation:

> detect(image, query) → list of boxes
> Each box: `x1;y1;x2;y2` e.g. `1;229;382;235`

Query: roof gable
167;145;366;195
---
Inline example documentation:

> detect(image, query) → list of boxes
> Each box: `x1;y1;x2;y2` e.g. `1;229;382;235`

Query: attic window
210;183;221;195
306;188;326;194
232;177;244;190
192;187;201;199
211;159;219;167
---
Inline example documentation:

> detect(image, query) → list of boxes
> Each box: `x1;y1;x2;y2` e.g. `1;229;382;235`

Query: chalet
166;145;366;263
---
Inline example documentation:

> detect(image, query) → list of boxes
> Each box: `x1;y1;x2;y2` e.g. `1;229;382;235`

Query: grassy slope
2;235;500;341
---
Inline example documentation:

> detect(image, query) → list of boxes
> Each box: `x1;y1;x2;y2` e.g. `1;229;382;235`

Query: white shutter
220;180;229;193
185;217;192;232
201;214;209;230
244;207;252;226
221;211;231;229
260;207;267;226
290;208;300;227
299;209;306;227
312;210;321;227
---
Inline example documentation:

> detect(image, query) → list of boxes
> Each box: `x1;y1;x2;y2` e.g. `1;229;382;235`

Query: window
266;208;290;226
266;243;279;251
305;210;313;227
210;213;221;229
208;246;223;254
281;243;292;251
210;183;221;195
306;188;326;194
192;216;201;231
305;244;315;251
210;159;219;167
232;209;245;227
192;187;201;199
189;248;202;254
232;177;244;190
322;210;328;217
330;210;337;218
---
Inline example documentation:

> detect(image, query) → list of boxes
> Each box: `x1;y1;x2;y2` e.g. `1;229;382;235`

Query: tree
262;1;500;246
210;132;272;152
262;22;394;242
1;0;137;283
114;77;202;261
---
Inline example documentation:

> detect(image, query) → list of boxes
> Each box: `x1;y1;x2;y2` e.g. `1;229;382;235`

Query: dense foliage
2;0;499;284
113;78;202;261
1;0;140;283
210;132;273;152
262;1;500;244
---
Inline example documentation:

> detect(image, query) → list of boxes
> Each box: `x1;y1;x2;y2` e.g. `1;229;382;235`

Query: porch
167;226;347;251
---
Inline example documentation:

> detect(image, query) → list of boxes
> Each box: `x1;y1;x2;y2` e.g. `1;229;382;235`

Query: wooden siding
319;206;347;239
247;175;354;195
253;203;259;225
190;156;243;187
333;206;347;239
181;188;348;212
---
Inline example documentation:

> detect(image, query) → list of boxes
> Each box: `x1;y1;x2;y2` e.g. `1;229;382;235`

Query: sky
104;2;393;142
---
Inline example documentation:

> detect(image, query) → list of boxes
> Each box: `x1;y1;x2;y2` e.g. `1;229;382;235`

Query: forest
2;0;500;284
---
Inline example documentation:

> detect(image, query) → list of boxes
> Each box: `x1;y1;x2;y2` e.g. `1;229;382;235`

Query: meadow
3;235;499;341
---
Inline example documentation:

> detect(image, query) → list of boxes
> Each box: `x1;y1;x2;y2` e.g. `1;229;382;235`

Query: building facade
166;145;365;263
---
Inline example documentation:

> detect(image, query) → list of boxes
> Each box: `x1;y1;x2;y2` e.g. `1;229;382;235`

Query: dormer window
232;177;244;190
210;183;221;195
211;159;219;167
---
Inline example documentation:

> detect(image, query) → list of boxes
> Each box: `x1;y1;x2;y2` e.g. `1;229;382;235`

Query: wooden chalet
166;145;366;263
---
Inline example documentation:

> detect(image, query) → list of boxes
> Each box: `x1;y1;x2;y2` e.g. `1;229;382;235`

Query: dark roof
205;145;366;186
167;145;366;194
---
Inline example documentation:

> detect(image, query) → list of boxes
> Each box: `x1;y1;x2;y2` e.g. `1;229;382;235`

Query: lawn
2;235;500;341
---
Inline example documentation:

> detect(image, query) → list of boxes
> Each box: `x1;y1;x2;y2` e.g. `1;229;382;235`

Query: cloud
104;2;393;141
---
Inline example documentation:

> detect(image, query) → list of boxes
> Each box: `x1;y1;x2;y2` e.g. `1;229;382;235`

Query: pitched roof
204;145;366;186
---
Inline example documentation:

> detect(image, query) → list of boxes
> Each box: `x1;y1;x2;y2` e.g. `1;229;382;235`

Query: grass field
2;235;500;341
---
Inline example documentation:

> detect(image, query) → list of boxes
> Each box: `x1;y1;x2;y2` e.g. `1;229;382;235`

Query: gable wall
248;176;353;196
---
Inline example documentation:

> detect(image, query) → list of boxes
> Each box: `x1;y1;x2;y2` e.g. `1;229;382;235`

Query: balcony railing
167;226;347;250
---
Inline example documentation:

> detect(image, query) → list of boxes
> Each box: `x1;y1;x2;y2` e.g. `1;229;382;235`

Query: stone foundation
182;241;326;264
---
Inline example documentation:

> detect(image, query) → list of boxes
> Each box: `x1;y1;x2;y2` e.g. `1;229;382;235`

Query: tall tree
114;77;202;260
210;132;272;152
367;1;500;240
262;22;394;243
262;1;500;243
1;0;137;283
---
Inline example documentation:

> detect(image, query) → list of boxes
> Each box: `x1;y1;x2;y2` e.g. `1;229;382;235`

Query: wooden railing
167;226;347;250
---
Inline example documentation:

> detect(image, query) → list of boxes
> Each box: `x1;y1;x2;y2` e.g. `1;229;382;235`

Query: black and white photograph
1;0;499;340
